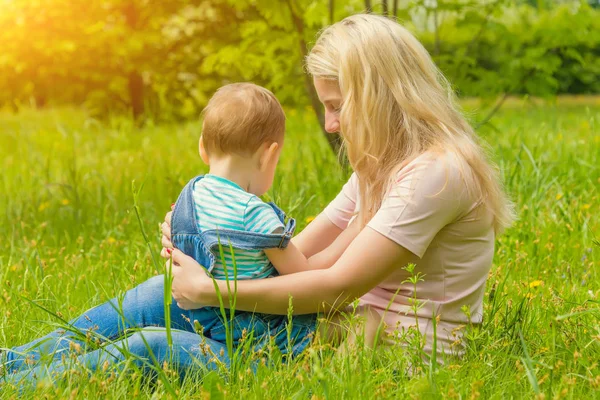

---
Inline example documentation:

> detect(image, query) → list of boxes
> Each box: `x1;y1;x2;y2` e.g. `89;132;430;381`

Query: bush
423;2;600;97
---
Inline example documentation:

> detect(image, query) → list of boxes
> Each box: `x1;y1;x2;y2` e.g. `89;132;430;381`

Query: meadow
0;97;599;398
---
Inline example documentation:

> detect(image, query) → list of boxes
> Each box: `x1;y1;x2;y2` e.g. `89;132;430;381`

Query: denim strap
200;215;295;252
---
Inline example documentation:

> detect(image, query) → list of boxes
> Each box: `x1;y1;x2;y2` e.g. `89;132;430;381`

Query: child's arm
264;242;311;275
265;219;360;275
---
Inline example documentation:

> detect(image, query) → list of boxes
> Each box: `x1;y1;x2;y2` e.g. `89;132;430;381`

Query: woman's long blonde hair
306;14;514;233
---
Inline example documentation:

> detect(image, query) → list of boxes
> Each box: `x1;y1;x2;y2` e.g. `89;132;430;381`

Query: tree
122;2;145;120
201;0;342;153
330;0;336;24
286;0;341;153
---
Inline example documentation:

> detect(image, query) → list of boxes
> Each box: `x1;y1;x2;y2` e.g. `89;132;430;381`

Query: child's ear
259;142;280;172
199;137;210;165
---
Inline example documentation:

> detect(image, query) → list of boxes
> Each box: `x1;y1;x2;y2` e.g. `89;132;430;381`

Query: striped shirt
192;174;284;279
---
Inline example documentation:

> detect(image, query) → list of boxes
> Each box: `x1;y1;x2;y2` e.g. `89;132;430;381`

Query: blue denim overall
171;175;316;355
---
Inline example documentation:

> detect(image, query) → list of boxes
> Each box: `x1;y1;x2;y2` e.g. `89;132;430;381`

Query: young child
170;83;361;355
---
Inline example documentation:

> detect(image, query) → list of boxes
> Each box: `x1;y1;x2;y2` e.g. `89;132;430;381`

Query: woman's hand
161;204;214;309
167;249;215;310
160;208;174;258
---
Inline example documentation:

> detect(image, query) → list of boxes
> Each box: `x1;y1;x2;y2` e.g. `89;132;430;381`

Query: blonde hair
202;83;285;155
307;14;514;233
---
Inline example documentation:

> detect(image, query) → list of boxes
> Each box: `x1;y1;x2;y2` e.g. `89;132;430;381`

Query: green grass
0;98;599;398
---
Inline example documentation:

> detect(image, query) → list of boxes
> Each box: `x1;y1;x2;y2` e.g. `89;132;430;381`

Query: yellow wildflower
529;280;543;288
305;216;316;224
38;202;50;212
61;199;70;205
555;193;563;201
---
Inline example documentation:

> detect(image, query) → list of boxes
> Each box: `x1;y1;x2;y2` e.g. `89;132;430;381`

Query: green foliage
0;0;599;119
426;1;600;97
0;0;247;119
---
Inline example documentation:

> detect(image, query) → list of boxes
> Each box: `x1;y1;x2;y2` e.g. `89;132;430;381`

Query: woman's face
313;77;342;134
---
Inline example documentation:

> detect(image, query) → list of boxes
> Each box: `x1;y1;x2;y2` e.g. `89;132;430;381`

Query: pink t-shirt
324;151;495;356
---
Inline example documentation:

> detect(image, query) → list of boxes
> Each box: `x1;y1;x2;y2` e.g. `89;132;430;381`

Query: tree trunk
123;2;144;120
128;72;144;120
433;6;440;56
34;93;46;108
286;0;341;155
329;0;335;24
392;0;398;17
382;0;389;15
365;0;372;12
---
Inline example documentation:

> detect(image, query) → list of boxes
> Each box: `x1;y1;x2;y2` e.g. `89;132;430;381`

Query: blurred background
0;0;598;125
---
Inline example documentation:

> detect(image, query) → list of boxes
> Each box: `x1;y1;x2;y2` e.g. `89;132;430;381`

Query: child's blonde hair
202;83;285;155
306;14;514;233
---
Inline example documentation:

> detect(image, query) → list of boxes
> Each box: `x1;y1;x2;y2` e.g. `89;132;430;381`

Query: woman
167;13;513;355
2;14;512;385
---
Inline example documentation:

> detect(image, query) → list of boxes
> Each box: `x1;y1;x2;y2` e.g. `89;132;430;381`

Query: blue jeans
1;275;313;387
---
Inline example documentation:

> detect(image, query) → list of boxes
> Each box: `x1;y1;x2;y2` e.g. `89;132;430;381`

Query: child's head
199;83;285;196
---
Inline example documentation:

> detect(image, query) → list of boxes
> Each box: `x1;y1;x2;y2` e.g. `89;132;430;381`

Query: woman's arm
265;219;360;275
162;210;344;260
307;219;360;269
264;218;360;275
292;172;359;257
161;209;347;275
291;212;343;258
169;226;417;314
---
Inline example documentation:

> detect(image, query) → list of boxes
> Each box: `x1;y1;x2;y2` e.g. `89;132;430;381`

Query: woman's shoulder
392;150;469;197
367;150;482;259
344;151;472;202
405;149;465;171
